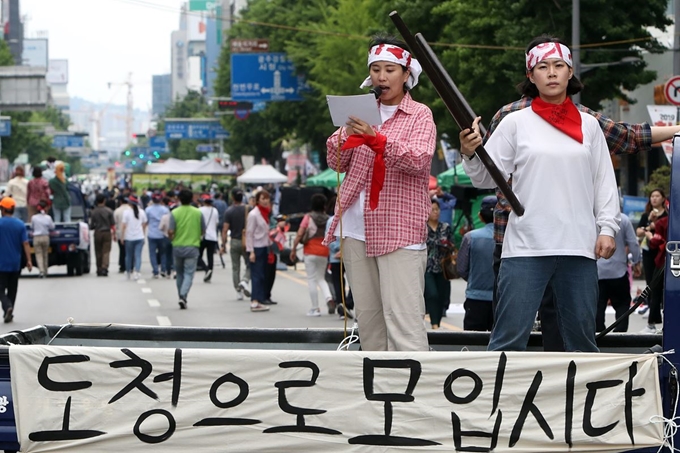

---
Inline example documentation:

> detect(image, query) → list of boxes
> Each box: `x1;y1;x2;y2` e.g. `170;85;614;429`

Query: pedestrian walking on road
291;194;333;317
6;166;28;223
198;194;219;283
245;190;272;312
221;189;251;300
120;195;147;280
114;196;131;273
168;189;204;309
48;163;71;222
145;192;170;279
30;200;54;278
89;193;116;277
0;197;32;323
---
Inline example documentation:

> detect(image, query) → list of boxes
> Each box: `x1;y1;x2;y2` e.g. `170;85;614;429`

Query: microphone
369;86;383;99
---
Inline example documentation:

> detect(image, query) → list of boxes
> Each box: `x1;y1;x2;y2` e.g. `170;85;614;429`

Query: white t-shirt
463;107;620;259
335;102;425;250
122;208;148;241
199;206;219;241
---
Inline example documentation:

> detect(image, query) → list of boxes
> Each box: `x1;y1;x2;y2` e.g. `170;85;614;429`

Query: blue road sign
131;146;149;157
165;121;230;140
148;136;168;152
52;135;85;148
0;119;11;137
196;144;215;153
231;53;307;102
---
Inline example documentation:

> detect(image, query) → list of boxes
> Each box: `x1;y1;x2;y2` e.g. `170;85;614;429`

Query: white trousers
342;238;429;351
304;254;332;309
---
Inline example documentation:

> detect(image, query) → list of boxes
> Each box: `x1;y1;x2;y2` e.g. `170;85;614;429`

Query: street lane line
148;299;160;307
276;270;307;286
137;279;147;284
141;288;152;294
157;316;172;326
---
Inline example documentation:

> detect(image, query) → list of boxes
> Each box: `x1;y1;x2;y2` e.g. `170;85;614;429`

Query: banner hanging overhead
9;346;664;452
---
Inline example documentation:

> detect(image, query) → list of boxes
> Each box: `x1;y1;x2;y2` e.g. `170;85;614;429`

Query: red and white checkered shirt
323;92;436;257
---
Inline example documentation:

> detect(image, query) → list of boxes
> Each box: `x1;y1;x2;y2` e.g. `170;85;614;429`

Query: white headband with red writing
525;42;573;72
359;44;423;89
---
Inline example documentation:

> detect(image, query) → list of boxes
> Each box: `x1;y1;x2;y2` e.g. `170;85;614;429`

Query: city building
152;74;172;117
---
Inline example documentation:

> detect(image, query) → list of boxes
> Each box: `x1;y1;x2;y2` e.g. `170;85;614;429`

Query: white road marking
147;299;160;307
141;288;152;294
137;279;146;284
156;316;172;326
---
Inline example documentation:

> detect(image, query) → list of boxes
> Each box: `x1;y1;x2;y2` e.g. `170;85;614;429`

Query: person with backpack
290;193;335;317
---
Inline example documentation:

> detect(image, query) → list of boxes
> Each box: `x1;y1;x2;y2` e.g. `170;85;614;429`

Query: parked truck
25;183;90;276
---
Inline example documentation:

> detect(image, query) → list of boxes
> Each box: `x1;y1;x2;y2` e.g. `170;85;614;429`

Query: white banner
9;346;664;452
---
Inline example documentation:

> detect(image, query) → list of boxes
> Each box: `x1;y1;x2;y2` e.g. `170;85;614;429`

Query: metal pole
572;0;581;104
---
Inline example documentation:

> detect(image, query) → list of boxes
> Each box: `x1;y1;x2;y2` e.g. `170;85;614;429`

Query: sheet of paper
326;94;382;127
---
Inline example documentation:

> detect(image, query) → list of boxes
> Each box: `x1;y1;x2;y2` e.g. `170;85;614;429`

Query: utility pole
572;0;581;104
125;72;133;143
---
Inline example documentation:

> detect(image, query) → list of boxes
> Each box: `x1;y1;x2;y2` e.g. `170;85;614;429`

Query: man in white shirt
198;195;219;283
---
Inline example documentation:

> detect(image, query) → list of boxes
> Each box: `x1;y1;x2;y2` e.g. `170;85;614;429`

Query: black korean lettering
445;367;499;451
264;361;341;435
565;361;576;448
133;409;175;444
29;396;105;441
109;348;157;403
194;372;260;427
509;371;554;448
625;361;645;444
444;369;483;404
349;358;439;447
153;348;182;407
37;355;92;392
451;410;502;452
583;379;623;437
491;352;506;416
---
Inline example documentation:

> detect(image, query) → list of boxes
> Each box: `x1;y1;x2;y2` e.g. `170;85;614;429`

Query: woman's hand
289;249;297;263
249;252;256;263
346;116;375;137
459;116;482;157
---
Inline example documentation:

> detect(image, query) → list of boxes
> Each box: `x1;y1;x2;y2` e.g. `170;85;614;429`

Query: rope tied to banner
651;351;680;452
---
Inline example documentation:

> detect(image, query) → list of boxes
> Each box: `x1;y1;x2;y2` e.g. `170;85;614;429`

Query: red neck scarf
341;132;388;210
257;205;271;222
531;96;583;144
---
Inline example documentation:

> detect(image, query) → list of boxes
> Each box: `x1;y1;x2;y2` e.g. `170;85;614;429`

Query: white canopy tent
146;158;235;175
236;164;288;184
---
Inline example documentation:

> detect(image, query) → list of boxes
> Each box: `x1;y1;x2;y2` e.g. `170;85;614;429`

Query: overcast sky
21;0;185;110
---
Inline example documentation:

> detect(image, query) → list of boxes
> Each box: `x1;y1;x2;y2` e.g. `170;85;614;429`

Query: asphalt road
1;243;652;338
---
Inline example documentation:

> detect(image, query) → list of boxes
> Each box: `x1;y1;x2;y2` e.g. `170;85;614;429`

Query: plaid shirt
324;92;437;257
485;97;652;243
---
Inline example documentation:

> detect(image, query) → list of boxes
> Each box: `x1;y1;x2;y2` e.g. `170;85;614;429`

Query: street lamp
573;57;642;103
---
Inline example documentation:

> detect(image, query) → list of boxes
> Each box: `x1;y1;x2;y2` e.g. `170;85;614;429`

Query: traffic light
217;100;253;110
147;160;152;165
138;153;145;159
131;160;137;166
124;150;131;156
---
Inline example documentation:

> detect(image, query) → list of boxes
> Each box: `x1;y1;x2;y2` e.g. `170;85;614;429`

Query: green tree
215;0;671;162
644;165;670;196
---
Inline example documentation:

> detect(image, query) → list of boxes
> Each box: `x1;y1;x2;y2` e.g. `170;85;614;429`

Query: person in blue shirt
0;196;32;323
457;196;496;331
431;187;457;226
145;193;170;278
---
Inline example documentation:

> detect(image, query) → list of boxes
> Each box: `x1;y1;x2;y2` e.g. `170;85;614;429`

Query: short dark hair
368;34;411;93
95;193;106;205
232;190;244;203
32;167;42;178
480;209;494;224
178;189;193;205
310;193;327;212
516;34;584;99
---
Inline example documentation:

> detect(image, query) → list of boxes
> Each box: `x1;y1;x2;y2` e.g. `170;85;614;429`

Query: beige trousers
33;235;50;275
342;238;429;351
